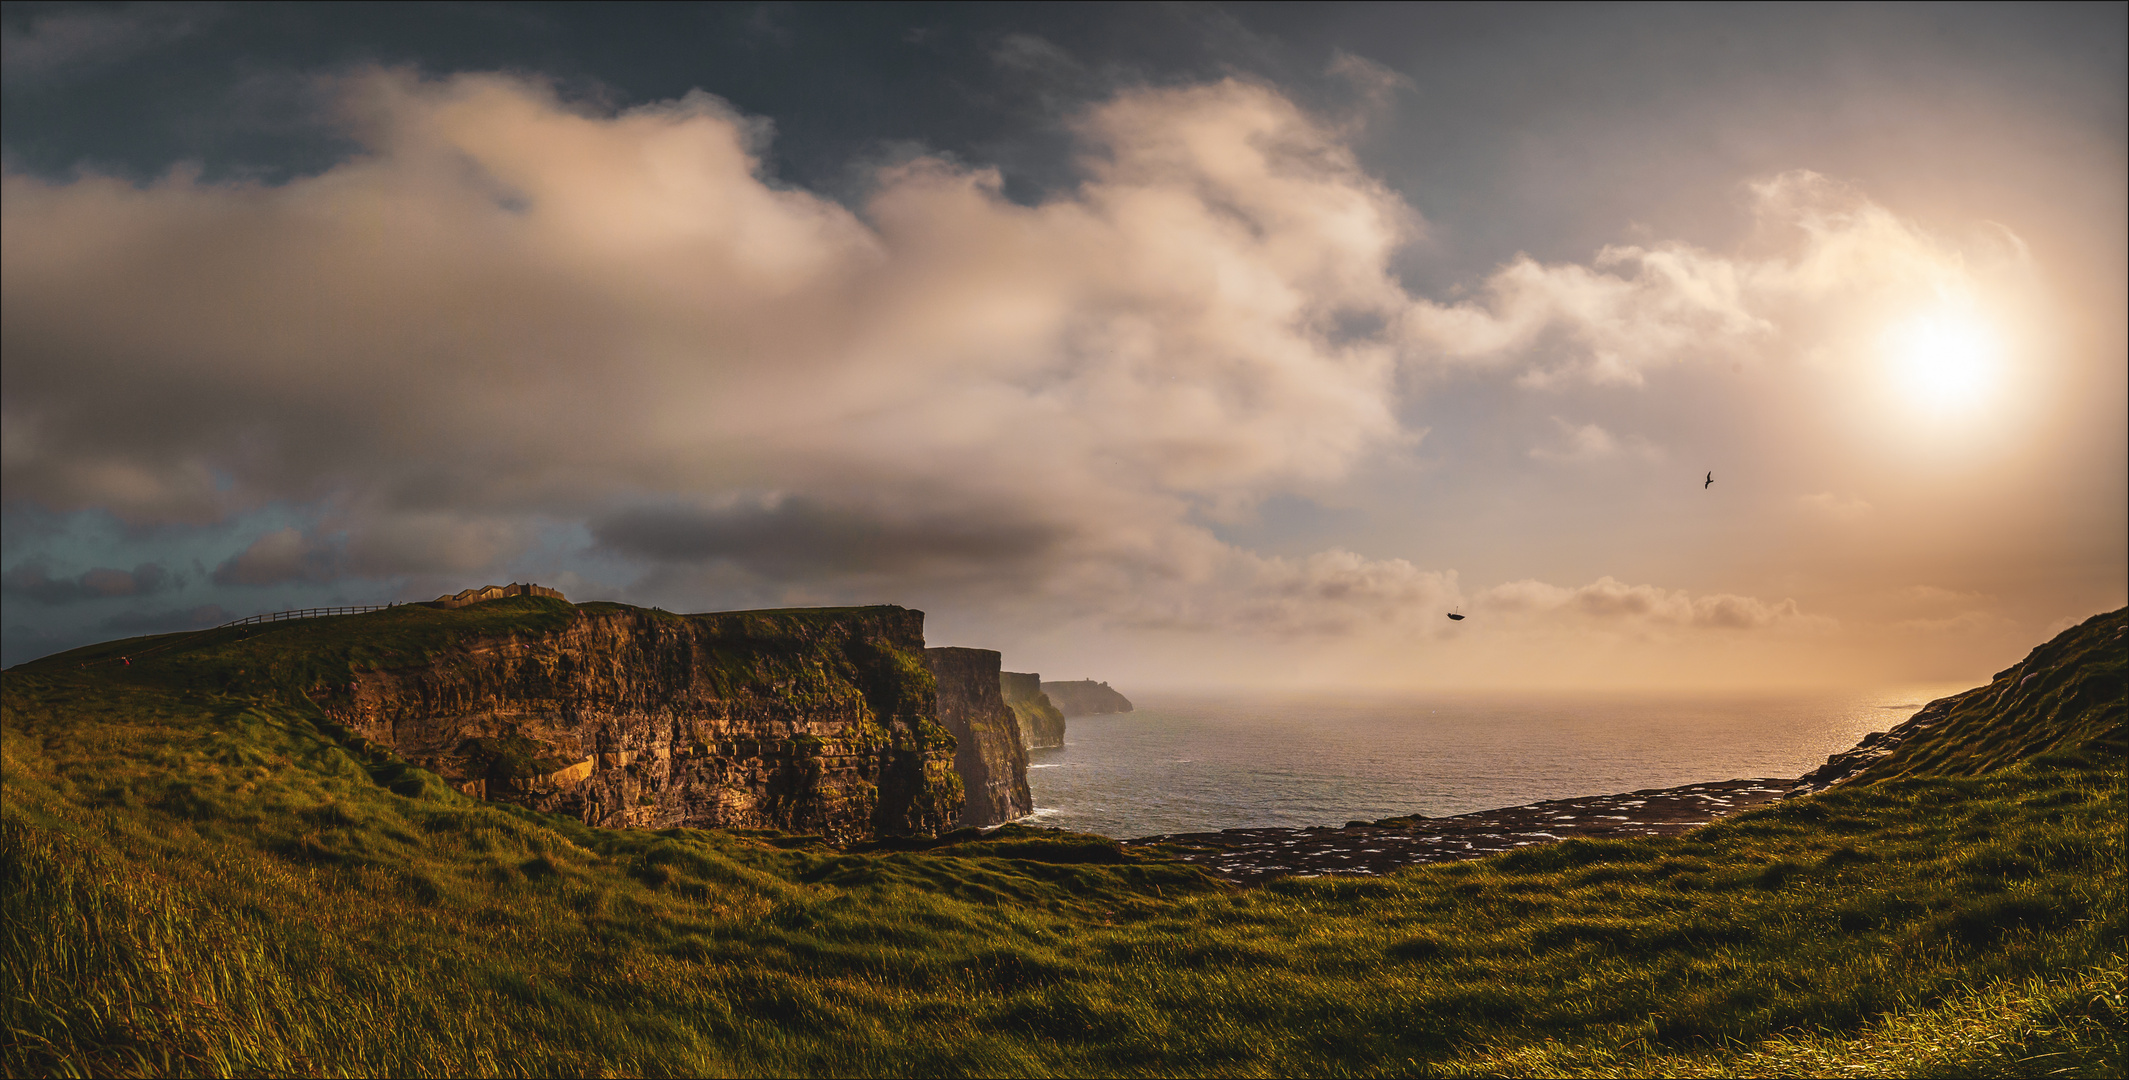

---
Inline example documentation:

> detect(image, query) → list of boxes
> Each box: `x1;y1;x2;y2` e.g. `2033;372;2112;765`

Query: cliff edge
926;648;1033;827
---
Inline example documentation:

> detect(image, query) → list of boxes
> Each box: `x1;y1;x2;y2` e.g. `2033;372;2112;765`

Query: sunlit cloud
0;62;2089;681
1398;171;2030;390
1478;576;1827;632
1530;418;1662;463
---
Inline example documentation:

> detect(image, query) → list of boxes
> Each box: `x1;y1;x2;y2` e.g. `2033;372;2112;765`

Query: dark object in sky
1704;472;1714;489
1447;612;1466;621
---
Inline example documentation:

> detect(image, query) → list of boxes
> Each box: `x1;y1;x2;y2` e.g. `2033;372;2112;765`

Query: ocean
1022;687;1965;839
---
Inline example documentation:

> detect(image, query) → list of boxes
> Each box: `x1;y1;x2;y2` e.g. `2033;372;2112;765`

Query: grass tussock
4;620;2125;1076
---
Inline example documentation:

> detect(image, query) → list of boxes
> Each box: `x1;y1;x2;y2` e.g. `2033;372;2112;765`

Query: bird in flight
1704;471;1714;489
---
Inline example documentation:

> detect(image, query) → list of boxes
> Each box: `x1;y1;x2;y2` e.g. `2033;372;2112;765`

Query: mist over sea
1023;688;1967;839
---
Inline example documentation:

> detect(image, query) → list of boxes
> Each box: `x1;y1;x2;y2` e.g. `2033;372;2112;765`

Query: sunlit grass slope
3;604;2123;1077
1860;608;2126;782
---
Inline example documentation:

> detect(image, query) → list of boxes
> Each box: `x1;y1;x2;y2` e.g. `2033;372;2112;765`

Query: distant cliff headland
1041;678;1134;717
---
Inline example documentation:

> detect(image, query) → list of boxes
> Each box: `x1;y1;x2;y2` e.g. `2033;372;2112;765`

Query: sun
1879;303;2002;416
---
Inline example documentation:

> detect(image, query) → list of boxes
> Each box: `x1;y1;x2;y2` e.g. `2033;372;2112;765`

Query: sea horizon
1022;685;1970;839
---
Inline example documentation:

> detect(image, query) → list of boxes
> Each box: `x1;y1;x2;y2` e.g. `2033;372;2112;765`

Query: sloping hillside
1797;607;2127;793
2;606;2120;1077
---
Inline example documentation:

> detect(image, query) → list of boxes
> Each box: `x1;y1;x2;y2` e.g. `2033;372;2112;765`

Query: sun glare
1880;303;2002;417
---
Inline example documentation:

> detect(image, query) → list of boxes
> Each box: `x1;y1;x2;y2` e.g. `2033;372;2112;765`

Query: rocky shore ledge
1121;778;1796;883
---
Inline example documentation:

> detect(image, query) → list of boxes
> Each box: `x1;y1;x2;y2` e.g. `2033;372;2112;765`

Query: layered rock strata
1041;679;1134;717
926;648;1032;827
313;601;961;843
1000;671;1067;749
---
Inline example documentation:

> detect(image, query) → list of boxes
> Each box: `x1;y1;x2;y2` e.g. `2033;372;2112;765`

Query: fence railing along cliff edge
215;604;401;629
78;583;566;668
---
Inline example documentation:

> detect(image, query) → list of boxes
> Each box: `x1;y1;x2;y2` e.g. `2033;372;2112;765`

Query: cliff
304;598;961;843
1041;679;1134;718
1794;606;2127;795
1000;671;1067;748
926;648;1032;827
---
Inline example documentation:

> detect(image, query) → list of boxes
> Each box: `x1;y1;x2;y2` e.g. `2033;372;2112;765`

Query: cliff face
1000;671;1067;749
925;648;1032;827
313;602;962;843
1041;679;1134;718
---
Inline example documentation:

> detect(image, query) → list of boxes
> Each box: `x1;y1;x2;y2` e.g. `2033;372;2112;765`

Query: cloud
593;497;1063;580
1094;546;1456;636
1530;417;1661;463
1;560;171;604
1400;171;2024;386
0;71;2004;646
2;71;1417;602
1;4;220;85
1893;610;2015;635
212;527;340;587
1478;575;1821;631
1799;492;1873;520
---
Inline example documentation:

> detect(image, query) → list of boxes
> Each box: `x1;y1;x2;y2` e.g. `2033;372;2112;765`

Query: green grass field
3;607;2122;1077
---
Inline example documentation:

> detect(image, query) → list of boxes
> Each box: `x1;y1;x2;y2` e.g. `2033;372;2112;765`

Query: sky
3;1;2124;691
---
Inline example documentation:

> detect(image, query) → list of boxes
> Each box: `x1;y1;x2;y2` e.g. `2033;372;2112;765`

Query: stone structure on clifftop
430;583;566;608
314;600;962;844
1000;671;1067;749
925;648;1033;827
1041;679;1134;718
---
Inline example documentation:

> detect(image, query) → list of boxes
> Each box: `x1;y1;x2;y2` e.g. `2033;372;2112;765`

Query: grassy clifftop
2;607;2122;1077
17;597;936;719
1862;608;2126;782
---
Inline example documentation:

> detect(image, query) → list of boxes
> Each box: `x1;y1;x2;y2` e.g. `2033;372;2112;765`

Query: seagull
1704;471;1714;489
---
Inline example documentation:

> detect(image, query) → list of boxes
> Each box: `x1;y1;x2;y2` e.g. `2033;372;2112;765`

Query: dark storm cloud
593;499;1062;580
1;2;221;86
1;559;171;604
